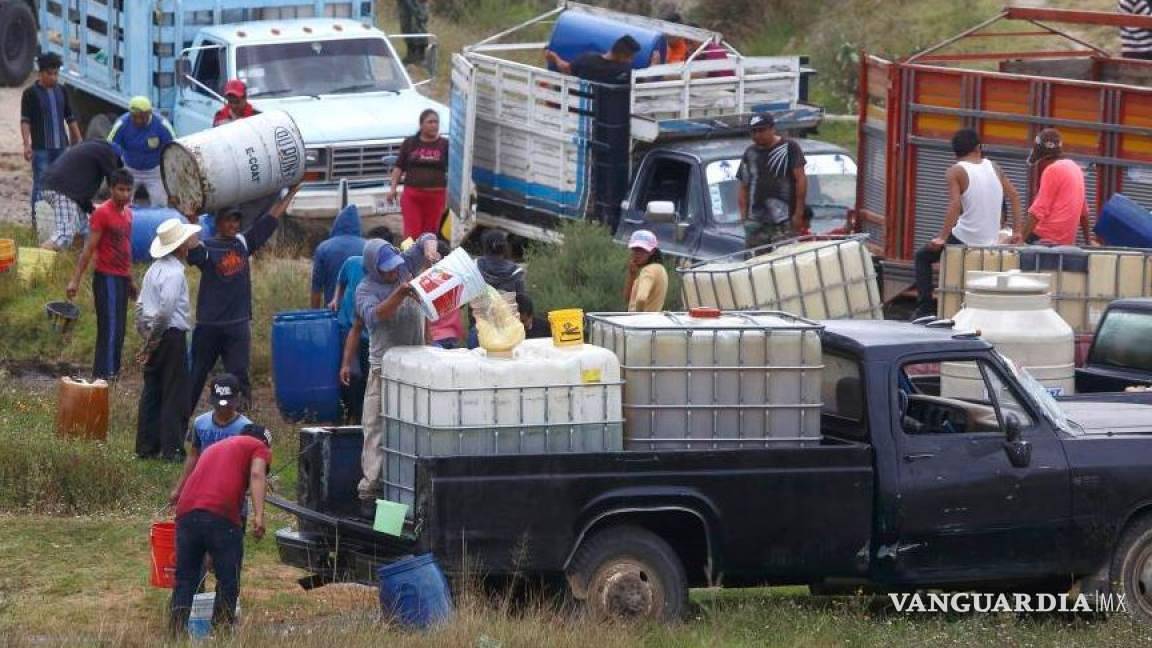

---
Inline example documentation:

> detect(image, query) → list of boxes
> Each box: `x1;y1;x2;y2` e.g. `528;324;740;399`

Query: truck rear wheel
1111;515;1152;623
0;2;36;86
567;524;688;622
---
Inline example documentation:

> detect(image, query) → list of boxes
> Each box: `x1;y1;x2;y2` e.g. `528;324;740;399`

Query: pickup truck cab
34;0;447;225
273;319;1152;622
614;137;857;261
1077;298;1152;393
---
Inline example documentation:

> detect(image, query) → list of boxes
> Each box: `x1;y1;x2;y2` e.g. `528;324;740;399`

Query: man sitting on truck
212;80;259;127
913;128;1022;319
1023;128;1094;247
107;96;176;207
544;35;641;84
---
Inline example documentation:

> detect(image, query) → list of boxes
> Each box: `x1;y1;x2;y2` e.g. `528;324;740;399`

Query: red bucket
150;521;177;588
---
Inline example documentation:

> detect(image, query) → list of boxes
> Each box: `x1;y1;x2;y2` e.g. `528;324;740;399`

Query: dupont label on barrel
162;111;306;214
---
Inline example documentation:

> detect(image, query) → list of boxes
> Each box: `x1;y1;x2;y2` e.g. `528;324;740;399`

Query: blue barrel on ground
377;554;454;629
1097;193;1152;248
546;10;667;71
271;309;342;423
130;207;213;262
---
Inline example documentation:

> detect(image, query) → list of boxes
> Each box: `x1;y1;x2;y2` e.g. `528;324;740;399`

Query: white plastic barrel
942;270;1075;399
161;111;305;214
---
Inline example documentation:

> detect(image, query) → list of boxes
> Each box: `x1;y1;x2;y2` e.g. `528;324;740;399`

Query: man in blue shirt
310;203;365;309
107;96;175;207
169;374;253;506
20;52;81;225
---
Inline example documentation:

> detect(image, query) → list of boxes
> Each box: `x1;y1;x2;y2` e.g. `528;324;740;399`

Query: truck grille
330;142;402;180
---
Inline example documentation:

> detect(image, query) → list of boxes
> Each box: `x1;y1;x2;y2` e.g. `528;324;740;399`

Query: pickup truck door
173;40;226;137
888;355;1072;583
617;153;704;260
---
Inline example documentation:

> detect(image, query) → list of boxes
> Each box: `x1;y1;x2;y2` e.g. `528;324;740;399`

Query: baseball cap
224;79;248;98
750;113;775;130
240;424;272;448
628;229;659;252
129;96;152;113
376;243;406;272
210;374;240;407
1028;128;1063;165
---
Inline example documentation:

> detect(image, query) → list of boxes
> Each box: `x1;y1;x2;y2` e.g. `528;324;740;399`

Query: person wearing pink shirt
1023;129;1095;246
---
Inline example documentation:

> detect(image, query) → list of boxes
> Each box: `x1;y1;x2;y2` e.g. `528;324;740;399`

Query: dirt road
0;83;32;226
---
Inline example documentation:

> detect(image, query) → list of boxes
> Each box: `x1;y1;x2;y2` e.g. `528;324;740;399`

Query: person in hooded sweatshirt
477;230;526;296
310;204;366;308
340;234;439;516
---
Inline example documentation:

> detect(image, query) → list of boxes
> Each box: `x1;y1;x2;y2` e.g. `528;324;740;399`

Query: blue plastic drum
547;10;667;71
377;554;454;629
271;309;343;423
130;207;211;262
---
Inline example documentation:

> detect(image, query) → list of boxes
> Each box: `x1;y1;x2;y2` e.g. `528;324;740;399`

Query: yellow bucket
548;308;585;347
17;247;57;284
0;239;14;273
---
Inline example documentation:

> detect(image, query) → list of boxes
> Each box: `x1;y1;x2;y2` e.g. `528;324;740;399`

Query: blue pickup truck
5;0;447;227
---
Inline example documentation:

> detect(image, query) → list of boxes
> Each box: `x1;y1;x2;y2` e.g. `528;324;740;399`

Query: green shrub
523;221;631;315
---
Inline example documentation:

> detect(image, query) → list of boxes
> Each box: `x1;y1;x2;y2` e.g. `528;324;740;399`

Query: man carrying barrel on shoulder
341;235;439;518
185;185;301;412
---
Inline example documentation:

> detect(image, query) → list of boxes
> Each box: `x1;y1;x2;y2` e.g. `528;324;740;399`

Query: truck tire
1110;515;1152;624
85;113;117;141
566;524;688;622
0;2;37;86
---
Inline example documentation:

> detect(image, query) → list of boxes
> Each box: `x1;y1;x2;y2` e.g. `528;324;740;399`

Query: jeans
170;510;244;635
340;335;370;424
189;322;251;412
914;234;962;312
92;272;130;379
30;148;65;222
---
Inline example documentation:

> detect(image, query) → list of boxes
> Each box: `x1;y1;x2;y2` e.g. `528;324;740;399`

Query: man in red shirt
1024;128;1095;246
212;80;259;127
66;168;137;379
169;425;271;636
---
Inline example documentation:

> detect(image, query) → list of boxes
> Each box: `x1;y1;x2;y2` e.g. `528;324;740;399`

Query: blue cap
376;243;405;272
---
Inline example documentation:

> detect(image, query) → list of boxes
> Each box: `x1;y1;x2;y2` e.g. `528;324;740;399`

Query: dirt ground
0;83;33;226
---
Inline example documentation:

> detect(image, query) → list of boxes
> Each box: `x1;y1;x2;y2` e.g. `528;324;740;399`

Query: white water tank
380;344;623;509
942;270;1075;399
588;309;824;448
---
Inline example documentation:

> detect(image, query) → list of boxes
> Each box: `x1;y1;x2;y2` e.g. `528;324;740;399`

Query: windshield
236;38;407;98
998;352;1072;432
705;153;858;232
1089;309;1152;372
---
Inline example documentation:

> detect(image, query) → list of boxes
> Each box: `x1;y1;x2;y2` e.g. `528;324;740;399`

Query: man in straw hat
1023;128;1095;247
339;233;438;518
107;95;175;207
135;217;200;461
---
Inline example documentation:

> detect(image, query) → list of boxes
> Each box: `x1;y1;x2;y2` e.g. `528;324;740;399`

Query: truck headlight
305;148;327;168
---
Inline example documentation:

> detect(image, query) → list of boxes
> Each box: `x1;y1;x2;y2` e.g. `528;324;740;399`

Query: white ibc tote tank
162;110;305;214
941;270;1075;399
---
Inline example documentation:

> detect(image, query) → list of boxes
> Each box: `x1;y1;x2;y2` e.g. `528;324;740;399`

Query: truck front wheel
0;2;36;86
566;524;688;621
1111;516;1152;623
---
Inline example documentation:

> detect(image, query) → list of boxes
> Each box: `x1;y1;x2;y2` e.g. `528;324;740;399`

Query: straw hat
150;218;201;258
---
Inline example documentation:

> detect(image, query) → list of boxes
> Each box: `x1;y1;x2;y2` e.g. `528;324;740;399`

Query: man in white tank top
914;129;1022;318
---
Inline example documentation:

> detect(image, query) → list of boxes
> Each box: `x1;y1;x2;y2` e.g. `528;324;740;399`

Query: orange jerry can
56;377;109;441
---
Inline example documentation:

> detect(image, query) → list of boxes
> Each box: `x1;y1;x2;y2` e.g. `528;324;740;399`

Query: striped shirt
20;82;75;150
1120;0;1152;54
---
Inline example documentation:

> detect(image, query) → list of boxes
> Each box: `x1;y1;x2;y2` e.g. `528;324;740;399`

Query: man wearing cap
21;52;82;225
136;218;201;461
169;373;254;506
107;96;176;207
737;112;808;249
213;80;259;127
1023;128;1095;247
545;35;642;84
341;234;439;517
186;185;301;412
170;424;271;635
39;139;122;250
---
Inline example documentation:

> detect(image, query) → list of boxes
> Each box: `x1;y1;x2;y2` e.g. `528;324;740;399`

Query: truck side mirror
646;201;675;224
175;57;191;89
1002;414;1031;468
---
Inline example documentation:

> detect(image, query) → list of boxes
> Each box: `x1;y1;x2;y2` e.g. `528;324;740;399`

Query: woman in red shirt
389;109;449;239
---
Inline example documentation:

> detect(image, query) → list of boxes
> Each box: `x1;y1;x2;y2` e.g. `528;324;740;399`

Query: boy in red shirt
1024;128;1095;246
170;425;271;636
66;168;137;378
